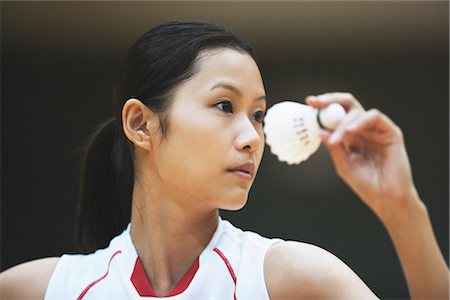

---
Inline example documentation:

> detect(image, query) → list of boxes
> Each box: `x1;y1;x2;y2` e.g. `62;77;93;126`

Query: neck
129;175;219;296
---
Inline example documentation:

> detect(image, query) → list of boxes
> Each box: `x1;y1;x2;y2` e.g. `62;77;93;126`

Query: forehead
196;48;258;74
185;48;265;92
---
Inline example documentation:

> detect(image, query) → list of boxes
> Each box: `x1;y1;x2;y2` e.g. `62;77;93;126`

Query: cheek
155;111;230;193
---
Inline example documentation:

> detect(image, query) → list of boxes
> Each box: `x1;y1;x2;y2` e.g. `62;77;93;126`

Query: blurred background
1;1;448;298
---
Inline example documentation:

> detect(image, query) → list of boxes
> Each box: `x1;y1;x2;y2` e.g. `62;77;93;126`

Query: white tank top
45;219;282;299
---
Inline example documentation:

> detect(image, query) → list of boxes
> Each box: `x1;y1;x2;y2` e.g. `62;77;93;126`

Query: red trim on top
130;258;153;296
167;259;199;297
77;250;122;300
213;247;237;300
131;256;200;297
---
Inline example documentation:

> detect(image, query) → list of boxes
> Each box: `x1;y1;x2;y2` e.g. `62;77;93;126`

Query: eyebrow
210;83;266;101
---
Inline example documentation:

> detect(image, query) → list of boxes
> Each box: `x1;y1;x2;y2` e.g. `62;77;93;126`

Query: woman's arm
0;257;59;300
382;194;449;299
306;92;449;299
265;241;379;300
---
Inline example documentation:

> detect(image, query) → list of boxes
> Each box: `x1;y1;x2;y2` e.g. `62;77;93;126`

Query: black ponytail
76;21;256;253
76;118;134;253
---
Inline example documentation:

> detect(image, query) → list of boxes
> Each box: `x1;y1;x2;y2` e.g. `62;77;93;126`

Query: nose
234;115;262;153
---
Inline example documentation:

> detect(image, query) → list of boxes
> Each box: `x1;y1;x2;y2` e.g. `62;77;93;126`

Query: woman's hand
307;93;449;299
306;92;420;221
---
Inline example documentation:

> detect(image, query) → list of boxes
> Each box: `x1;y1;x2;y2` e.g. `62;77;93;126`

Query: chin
219;193;249;211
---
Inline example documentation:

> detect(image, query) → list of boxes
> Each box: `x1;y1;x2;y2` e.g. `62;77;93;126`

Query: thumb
319;129;347;176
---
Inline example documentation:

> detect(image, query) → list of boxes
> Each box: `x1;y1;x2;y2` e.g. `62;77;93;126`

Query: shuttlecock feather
264;101;346;165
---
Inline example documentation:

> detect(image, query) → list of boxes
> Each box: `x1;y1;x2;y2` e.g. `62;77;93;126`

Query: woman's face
150;48;266;211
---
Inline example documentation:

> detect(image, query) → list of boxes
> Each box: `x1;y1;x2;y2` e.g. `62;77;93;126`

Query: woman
1;21;448;299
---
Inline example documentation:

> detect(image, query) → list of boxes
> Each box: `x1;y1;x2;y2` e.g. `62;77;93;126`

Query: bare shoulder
0;257;59;300
264;241;378;300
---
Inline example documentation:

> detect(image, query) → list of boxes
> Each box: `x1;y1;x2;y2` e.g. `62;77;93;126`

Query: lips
227;161;255;180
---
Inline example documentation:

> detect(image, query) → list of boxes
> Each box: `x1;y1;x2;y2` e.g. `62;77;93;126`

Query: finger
317;128;331;141
306;92;364;111
328;108;365;144
345;109;402;142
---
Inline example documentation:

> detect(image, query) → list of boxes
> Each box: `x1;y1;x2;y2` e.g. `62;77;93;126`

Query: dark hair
76;21;256;253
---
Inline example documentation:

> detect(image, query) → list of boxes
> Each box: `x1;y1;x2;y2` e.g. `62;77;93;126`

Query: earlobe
122;98;158;151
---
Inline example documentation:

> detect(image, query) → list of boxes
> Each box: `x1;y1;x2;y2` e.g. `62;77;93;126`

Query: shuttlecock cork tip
318;103;346;131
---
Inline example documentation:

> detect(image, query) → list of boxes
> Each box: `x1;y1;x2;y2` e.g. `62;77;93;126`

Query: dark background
1;1;448;299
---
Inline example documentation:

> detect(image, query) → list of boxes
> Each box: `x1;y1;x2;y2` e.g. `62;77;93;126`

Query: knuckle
338;92;355;100
346;92;355;100
394;125;404;139
368;108;381;117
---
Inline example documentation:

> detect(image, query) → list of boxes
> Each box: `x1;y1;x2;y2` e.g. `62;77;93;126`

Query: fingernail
329;131;341;144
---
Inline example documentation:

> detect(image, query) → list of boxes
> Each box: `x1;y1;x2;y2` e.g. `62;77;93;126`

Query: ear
122;98;159;151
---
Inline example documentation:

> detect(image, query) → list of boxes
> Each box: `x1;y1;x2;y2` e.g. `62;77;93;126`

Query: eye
215;100;233;114
253;110;265;124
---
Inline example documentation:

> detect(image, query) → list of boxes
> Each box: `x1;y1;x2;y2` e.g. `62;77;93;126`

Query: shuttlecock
264;101;346;165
